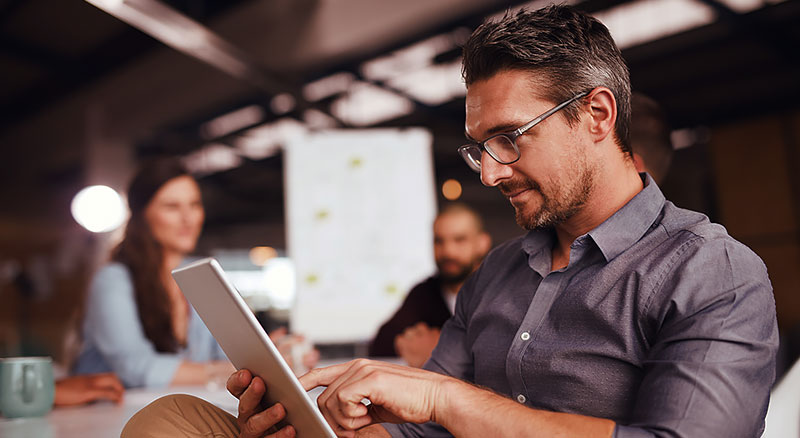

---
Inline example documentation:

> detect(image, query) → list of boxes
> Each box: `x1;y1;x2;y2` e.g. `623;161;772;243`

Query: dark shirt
369;276;452;357
385;175;778;438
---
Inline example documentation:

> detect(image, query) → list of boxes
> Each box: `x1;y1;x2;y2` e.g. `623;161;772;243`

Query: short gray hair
462;5;632;156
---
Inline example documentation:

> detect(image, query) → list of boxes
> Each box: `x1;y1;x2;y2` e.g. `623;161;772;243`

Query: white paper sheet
285;128;436;343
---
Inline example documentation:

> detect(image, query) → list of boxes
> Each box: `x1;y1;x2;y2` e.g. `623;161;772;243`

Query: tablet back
172;258;336;438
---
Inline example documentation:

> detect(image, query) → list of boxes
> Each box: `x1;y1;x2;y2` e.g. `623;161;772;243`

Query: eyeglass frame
458;90;590;172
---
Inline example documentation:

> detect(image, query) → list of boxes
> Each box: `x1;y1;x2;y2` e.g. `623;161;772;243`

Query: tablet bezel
172;258;336;438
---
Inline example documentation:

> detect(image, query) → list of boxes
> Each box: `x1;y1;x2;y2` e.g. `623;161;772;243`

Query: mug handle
22;364;37;403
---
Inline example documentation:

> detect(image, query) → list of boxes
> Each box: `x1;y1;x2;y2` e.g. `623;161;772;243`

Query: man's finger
227;369;252;399
298;362;352;391
268;425;296;438
240;402;286;438
308;361;377;435
323;377;375;432
337;397;373;430
238;376;267;419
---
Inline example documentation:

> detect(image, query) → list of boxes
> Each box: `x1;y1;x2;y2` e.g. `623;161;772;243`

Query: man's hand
53;373;124;407
394;322;441;368
301;360;616;438
226;369;296;438
299;359;454;437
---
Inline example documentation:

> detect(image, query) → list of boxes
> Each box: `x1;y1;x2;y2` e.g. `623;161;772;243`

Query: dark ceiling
1;0;799;254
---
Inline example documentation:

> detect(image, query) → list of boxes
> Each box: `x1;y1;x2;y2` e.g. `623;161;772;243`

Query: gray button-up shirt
385;175;778;438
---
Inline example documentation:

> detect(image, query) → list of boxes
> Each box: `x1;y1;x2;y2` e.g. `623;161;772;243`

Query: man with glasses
124;5;777;438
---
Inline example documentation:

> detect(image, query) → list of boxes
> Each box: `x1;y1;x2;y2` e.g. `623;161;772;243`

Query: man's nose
441;240;459;257
480;150;512;187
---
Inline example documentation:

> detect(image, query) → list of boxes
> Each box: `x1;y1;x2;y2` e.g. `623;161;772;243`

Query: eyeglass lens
459;135;518;173
458;146;482;172
485;136;518;163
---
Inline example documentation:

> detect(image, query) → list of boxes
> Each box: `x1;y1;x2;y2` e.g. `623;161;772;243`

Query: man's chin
439;270;472;286
513;205;539;230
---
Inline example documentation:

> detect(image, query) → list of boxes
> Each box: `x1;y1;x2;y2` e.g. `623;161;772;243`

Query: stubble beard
504;165;596;231
437;258;477;286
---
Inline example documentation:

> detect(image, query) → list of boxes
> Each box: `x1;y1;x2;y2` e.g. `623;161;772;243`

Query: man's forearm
434;379;616;438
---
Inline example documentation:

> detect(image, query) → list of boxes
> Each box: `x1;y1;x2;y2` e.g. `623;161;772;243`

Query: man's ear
585;87;617;143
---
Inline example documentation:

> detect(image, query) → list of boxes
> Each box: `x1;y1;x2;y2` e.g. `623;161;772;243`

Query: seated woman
72;158;233;388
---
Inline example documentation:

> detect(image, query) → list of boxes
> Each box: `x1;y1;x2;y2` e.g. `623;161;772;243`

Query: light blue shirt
72;262;227;388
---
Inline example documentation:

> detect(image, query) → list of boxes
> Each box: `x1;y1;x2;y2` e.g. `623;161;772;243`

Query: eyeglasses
457;91;589;173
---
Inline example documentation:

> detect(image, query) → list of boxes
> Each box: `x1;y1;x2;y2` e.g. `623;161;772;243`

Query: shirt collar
587;173;665;262
521;173;665;264
521;225;555;276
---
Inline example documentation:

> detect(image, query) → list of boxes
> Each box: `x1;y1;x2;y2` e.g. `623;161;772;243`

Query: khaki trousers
121;394;241;438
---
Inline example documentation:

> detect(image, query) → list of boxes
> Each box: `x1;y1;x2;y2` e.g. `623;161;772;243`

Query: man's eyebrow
486;123;519;136
464;123;519;143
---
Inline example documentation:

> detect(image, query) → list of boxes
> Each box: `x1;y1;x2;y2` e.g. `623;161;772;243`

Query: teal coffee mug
0;357;55;418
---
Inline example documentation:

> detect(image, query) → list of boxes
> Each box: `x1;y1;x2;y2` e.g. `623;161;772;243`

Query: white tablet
172;258;336;438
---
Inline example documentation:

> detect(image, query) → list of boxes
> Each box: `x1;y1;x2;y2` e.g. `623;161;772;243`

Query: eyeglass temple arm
513;91;590;136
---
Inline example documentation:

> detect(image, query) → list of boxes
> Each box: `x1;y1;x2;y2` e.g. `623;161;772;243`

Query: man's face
465;69;597;230
433;212;488;285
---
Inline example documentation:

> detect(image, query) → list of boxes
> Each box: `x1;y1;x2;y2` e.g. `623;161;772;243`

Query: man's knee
122;394;238;438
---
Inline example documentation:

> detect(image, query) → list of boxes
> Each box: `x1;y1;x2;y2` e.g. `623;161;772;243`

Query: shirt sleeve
615;237;778;438
425;271;476;381
82;264;181;388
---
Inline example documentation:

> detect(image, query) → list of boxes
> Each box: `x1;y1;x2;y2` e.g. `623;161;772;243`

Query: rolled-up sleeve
82;264;181;388
615;238;778;438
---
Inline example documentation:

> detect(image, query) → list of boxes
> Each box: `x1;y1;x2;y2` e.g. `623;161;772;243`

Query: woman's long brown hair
113;158;194;353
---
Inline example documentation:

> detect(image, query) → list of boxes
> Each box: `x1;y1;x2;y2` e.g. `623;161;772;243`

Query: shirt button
517;394;526;403
520;331;530;341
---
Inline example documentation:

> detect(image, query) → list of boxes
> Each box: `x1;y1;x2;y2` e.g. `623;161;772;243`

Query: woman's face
144;175;205;256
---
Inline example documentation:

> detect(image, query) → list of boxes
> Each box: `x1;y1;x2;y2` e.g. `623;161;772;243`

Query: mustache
499;178;539;197
436;257;467;267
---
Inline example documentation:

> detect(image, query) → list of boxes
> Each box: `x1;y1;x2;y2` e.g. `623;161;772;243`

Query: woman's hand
54;373;125;407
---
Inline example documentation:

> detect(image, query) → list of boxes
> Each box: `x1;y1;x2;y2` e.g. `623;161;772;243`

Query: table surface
0;385;239;438
0;358;361;438
4;357;791;438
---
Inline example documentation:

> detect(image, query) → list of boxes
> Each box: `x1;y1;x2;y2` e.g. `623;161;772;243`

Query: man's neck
551;163;643;271
442;282;462;296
